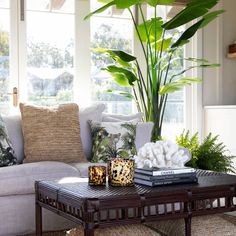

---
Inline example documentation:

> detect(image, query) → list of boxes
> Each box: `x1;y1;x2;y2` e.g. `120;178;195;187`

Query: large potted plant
85;0;223;140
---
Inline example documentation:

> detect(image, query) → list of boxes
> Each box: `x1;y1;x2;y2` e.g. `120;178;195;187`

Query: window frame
5;0;203;137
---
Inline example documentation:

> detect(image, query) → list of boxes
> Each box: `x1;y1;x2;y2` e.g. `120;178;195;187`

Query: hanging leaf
170;64;220;80
137;18;163;43
146;0;175;7
200;10;225;28
162;0;219;30
104;65;138;86
112;50;136;62
84;1;115;20
160;77;203;95
92;48;134;67
171;20;204;48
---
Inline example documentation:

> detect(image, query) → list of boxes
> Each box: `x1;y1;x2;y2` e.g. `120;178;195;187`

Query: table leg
35;202;42;236
84;228;94;236
184;216;192;236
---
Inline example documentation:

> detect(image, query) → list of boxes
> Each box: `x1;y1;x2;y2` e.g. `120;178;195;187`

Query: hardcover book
135;167;195;176
134;176;198;187
134;172;197;181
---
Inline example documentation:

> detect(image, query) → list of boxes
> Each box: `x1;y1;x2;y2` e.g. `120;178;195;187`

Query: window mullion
75;0;91;106
17;0;27;103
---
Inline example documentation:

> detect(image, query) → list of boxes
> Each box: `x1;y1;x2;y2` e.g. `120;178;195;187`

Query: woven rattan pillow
20;103;85;163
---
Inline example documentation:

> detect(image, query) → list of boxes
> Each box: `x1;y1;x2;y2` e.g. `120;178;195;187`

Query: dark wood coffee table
35;170;236;236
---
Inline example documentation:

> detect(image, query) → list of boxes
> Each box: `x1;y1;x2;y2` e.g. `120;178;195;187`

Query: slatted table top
35;170;236;200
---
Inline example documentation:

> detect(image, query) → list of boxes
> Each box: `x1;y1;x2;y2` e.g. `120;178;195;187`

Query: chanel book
135;167;195;176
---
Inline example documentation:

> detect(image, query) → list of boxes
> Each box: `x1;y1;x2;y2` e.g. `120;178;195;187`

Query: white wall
203;0;236;162
203;0;236;106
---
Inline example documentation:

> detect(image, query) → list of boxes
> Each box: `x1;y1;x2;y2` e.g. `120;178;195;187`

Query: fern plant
176;130;235;173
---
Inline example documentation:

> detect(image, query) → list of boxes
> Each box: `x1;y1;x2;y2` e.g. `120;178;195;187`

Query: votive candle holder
107;158;134;187
88;165;106;186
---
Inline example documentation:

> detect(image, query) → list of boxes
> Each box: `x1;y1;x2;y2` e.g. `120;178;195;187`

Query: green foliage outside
0;29;10;104
91;23;133;103
176;130;235;173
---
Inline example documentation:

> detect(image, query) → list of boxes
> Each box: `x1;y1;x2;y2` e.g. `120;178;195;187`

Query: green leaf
152;37;172;51
160;77;203;95
170;64;220;80
137;18;163;43
92;48;133;67
84;1;115;20
185;58;209;63
146;0;175;7
200;10;225;28
200;63;220;68
112;50;136;62
171;19;204;48
105;65;138;86
114;73;130;86
119;92;134;99
107;90;134;99
115;0;142;9
162;0;219;30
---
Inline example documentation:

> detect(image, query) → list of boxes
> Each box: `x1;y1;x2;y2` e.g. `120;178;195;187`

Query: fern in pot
85;0;223;140
176;130;235;173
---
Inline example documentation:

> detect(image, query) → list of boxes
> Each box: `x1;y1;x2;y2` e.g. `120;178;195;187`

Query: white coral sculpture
134;141;191;169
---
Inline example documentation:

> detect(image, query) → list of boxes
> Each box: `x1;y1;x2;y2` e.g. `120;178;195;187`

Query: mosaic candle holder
88;166;106;186
107;158;134;186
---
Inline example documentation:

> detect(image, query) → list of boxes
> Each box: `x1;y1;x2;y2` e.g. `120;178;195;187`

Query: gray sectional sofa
1;104;153;236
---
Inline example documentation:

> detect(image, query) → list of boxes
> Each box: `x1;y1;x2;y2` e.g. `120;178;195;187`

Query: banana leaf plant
85;0;224;141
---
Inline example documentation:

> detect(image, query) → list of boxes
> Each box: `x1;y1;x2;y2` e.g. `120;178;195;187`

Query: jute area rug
26;214;236;236
25;224;161;236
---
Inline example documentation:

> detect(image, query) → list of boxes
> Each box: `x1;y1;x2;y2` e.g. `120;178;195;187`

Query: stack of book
134;167;198;187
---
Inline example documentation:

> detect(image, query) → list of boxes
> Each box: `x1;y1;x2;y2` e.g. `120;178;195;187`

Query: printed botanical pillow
89;121;137;163
0;115;17;167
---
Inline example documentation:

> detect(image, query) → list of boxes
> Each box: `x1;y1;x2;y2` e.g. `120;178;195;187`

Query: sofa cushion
0;115;18;167
89;121;137;162
79;103;105;160
20;103;86;163
2;115;24;163
70;162;107;178
102;112;143;122
0;161;80;196
3;103;106;163
135;122;153;150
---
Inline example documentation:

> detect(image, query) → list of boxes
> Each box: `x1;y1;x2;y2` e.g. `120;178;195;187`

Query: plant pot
107;158;134;186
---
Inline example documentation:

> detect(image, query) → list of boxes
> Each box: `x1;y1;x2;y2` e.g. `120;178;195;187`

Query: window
26;0;75;106
90;0;134;114
1;1;191;139
0;0;10;114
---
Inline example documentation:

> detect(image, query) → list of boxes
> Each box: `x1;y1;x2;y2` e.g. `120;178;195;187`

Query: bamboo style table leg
35;201;42;236
185;215;192;236
84;223;94;236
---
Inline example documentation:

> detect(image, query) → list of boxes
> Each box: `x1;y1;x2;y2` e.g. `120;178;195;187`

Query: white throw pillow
136;122;154;150
79;103;106;160
102;112;143;122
